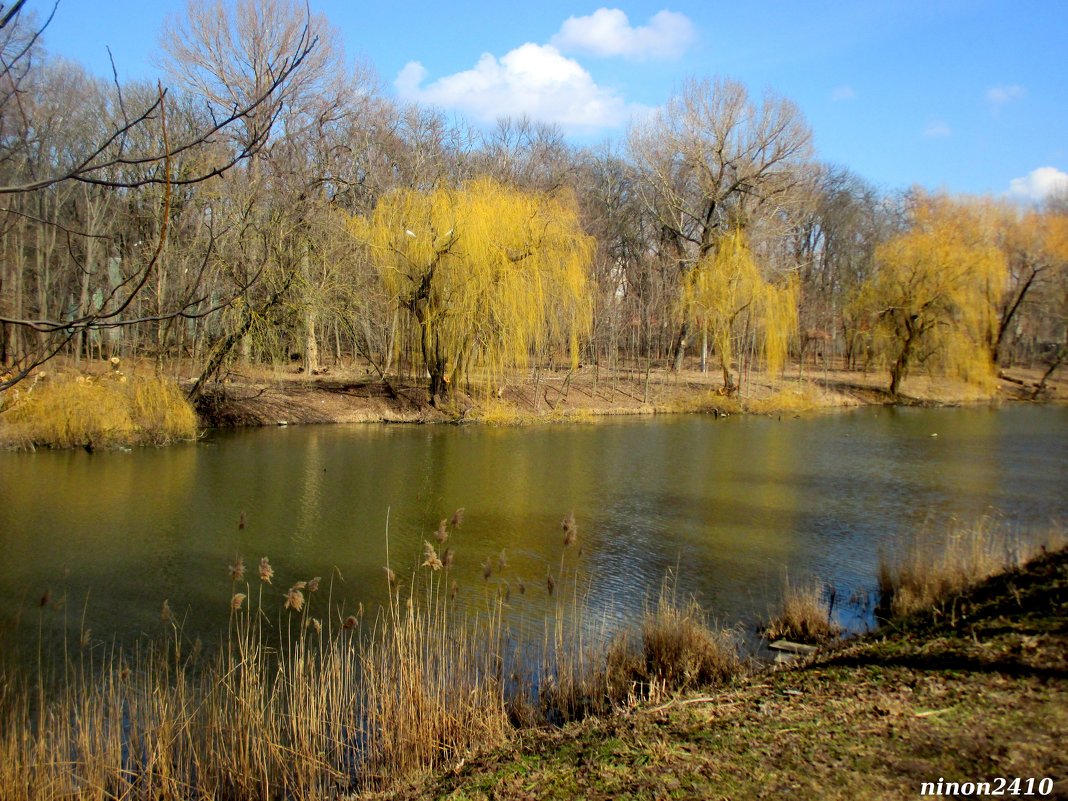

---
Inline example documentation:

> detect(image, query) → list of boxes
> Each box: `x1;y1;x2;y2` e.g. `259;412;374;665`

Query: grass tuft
637;585;741;693
764;579;841;644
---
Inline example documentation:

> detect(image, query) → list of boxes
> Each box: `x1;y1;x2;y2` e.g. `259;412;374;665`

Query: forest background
1;0;1066;440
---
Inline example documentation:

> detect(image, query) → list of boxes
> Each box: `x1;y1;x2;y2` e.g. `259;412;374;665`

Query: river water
2;405;1066;654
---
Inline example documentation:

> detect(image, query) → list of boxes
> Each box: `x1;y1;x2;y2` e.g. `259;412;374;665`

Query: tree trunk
416;305;448;405
1031;346;1066;400
304;306;319;374
889;339;912;396
672;319;689;372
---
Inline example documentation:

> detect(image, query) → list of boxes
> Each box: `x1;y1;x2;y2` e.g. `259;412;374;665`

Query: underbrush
663;391;742;416
0;367;197;449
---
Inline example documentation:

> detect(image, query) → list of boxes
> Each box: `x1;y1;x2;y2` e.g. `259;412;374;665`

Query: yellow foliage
681;229;798;387
0;373;197;449
351;178;594;398
852;193;1007;394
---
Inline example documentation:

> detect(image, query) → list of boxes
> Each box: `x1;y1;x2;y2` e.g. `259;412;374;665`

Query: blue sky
28;0;1068;200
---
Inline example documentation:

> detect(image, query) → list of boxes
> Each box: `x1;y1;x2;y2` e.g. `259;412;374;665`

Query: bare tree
159;0;343;163
629;77;814;372
0;1;321;389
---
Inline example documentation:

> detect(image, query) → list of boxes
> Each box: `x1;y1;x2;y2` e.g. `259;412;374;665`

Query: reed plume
451;507;465;528
230;593;247;612
229;556;246;582
435;519;449;543
422;541;444;571
562;511;577;548
285;586;305;612
258;556;274;584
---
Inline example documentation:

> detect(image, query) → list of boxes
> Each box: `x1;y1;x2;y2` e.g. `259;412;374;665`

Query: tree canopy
851;194;1008;395
2;1;1066;403
350;178;594;402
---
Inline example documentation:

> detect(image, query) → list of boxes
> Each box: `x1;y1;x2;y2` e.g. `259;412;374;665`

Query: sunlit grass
0;368;197;449
745;385;832;414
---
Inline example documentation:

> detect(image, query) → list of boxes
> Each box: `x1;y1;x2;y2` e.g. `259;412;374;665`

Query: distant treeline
1;1;1065;402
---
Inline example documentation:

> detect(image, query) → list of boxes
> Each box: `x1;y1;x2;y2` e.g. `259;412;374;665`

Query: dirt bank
191;361;1066;429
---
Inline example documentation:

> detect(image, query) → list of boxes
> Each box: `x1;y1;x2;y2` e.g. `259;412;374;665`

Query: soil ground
358;546;1068;800
182;359;1067;428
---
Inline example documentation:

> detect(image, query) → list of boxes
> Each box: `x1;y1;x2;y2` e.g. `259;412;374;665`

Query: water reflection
1;406;1066;655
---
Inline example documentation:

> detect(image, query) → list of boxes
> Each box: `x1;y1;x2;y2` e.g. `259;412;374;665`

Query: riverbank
190;360;1066;429
2;357;1063;449
360;544;1068;801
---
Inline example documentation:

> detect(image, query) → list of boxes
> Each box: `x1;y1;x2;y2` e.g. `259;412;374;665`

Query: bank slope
366;547;1068;800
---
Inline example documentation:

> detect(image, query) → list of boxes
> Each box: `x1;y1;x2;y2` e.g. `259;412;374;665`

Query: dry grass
877;519;1067;619
0;370;197;449
661;391;742;416
744;385;843;414
764;579;841;643
636;584;741;693
538;576;741;721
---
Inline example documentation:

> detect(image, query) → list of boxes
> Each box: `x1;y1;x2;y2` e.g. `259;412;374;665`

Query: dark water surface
2;405;1066;652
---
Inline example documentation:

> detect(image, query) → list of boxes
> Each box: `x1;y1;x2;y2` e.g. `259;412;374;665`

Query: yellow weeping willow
681;229;798;393
351;178;594;402
852;194;1007;396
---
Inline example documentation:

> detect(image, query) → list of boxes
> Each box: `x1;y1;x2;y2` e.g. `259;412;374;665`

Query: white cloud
987;84;1026;107
395;44;636;132
1008;167;1068;201
923;120;951;138
550;8;696;60
830;85;856;102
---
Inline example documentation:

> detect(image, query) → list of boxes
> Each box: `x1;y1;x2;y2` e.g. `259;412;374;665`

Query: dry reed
764;579;841;643
877;519;1067;619
0;521;743;799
